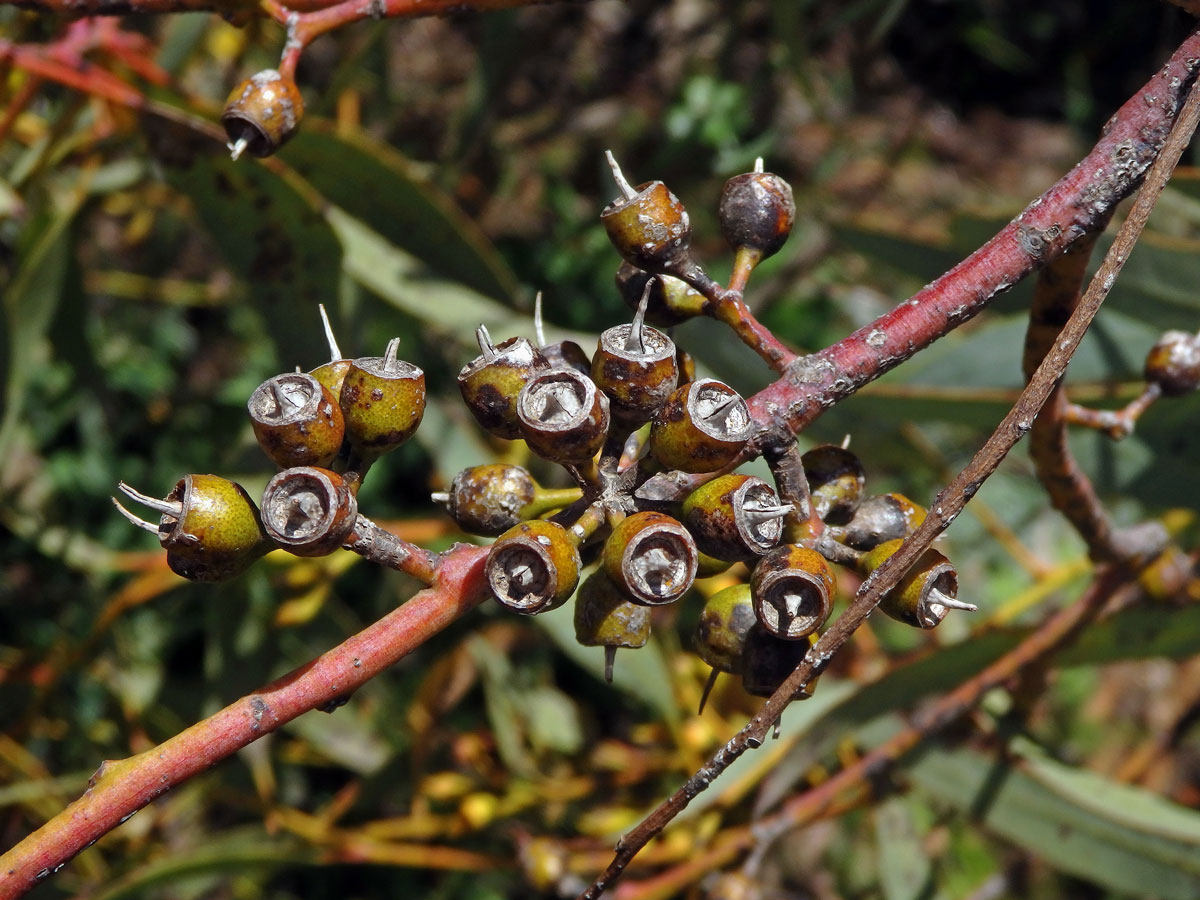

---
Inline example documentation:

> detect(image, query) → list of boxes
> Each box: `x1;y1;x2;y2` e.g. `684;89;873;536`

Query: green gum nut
749;545;835;640
858;538;974;629
486;520;580;615
340;338;426;458
694;583;757;675
573;570;652;683
248;372;345;469
458;327;550;439
649;379;751;474
601;511;697;606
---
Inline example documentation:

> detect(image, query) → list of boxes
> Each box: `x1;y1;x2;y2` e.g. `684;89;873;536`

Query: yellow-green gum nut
601;180;693;276
457;336;549;439
311;359;352;398
681;474;786;562
801;444;866;523
221;69;304;158
247;372;345;469
445;464;537;537
742;628;819;699
696;551;733;578
601;511;698;606
858;538;959;629
649;379;751;474
591;323;678;427
486;520;580;615
339;355;426;455
163;474;269;582
750;545;835;640
573;571;651;649
694;583;756;674
615;263;708;328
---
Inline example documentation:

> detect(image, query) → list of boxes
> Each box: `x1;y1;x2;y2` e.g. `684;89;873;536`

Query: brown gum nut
602;511;698;606
601;181;692;275
615;263;707;328
682;474;787;561
1144;330;1200;396
447;464;536;536
516;369;611;464
860;539;960;629
649;379;751;474
591;323;679;426
486;520;580;615
340;356;426;453
221;69;303;157
750;545;835;640
457;336;549;438
248;372;345;469
837;493;926;551
260;467;358;557
718;172;795;259
801;444;866;523
162;474;268;581
540;340;591;375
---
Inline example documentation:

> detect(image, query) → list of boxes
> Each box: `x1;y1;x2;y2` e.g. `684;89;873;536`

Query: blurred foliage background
3;0;1200;897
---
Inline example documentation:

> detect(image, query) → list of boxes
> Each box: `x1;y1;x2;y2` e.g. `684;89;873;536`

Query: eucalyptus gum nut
682;474;787;562
1144;329;1200;396
261;467;358;557
742;628;819;699
694;583;757;674
573;571;651;649
487;520;580;615
750;545;835;640
248;373;345;469
601;180;694;275
718;171;796;259
615;263;707;327
858;539;963;629
591;322;678;426
310;359;352;398
458;335;550;438
695;550;734;578
649;379;751;474
340;354;426;454
801;444;866;524
443;464;537;537
835;493;926;551
164;475;269;581
516;369;611;464
601;511;698;606
221;69;304;159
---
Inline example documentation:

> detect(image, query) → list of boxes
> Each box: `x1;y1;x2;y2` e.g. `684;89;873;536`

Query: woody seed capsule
602;511;698;606
649;379;752;473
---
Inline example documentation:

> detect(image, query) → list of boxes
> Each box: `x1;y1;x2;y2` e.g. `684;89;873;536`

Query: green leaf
908;739;1200;900
285;123;519;302
875;795;933;900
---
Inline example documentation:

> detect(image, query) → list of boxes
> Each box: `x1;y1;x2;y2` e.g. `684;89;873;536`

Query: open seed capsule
750;545;835;639
340;338;426;458
248;372;345;469
221;69;303;160
458;326;550;439
486;520;580;615
574;570;652;683
602;511;698;606
649;379;752;473
858;538;976;628
591;281;679;426
260;467;358;557
516;369;610;464
114;476;270;582
682;474;790;561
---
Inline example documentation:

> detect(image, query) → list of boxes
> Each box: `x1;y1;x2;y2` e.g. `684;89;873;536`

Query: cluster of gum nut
112;150;999;713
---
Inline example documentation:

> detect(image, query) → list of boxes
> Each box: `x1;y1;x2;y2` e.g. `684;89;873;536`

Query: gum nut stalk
486;520;581;615
260;467;359;557
602;511;698;606
248;372;345;469
114;476;270;582
615;262;707;327
433;464;537;537
221;69;304;160
682;474;790;561
649;379;752;473
718;162;796;259
591;282;679;426
1144;329;1200;396
458;325;551;438
694;583;757;674
832;493;926;551
340;337;426;456
516;368;610;464
859;539;977;628
749;545;835;640
574;570;652;683
801;443;866;523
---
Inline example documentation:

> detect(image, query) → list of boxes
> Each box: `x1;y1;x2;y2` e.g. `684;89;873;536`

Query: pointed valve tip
603;645;618;684
532;291;547;347
475;324;497;361
318;304;342;361
111;497;160;535
624;278;654;355
604;150;637;201
116;481;182;517
930;588;977;613
227;136;249;161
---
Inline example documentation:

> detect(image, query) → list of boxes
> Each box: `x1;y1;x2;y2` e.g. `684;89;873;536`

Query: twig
576;51;1200;900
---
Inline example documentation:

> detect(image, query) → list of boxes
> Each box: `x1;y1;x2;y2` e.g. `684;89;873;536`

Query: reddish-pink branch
0;544;491;899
